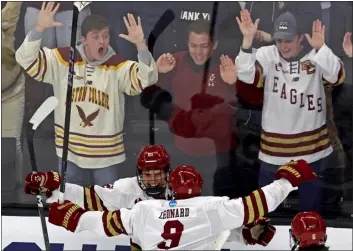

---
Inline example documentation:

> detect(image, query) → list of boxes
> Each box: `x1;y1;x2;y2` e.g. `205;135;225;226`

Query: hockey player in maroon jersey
47;159;317;250
235;9;345;212
290;211;329;251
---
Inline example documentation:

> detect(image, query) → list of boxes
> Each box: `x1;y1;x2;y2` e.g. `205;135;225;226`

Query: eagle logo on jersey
301;60;316;75
76;105;100;128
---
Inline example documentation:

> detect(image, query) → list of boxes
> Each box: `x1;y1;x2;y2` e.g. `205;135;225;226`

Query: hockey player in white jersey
24;144;171;250
24;145;172;211
235;10;345;213
48;159;317;250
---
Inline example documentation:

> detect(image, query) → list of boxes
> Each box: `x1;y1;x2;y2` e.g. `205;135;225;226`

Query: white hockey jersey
236;44;345;165
48;177;159;210
49;176;173;250
75;178;296;250
15;33;158;169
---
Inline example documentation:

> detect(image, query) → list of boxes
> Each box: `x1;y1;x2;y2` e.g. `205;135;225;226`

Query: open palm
236;9;260;39
305;20;325;49
119;13;145;45
36;2;63;32
342;32;352;58
220;55;237;85
157;53;176;73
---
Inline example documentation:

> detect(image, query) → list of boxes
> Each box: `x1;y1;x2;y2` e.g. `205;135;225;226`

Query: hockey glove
242;218;276;246
49;200;85;232
140;85;172;114
24;171;61;197
169;109;197;138
275;159;317;187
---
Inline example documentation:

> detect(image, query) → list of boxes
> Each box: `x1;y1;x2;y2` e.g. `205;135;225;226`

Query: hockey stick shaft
147;10;175;145
27;96;59;251
59;5;79;201
201;1;219;94
27;127;50;250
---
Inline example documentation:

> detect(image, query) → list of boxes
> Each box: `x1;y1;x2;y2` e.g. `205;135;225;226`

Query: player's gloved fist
242;218;276;246
140;85;172;114
49;200;85;232
24;171;61;197
275;159;317;187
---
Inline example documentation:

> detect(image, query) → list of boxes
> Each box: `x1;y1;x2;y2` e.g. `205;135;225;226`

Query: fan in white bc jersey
48;159;317;250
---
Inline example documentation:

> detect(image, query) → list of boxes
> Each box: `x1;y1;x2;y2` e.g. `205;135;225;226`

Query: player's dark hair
81;14;110;37
298;245;329;251
187;19;218;42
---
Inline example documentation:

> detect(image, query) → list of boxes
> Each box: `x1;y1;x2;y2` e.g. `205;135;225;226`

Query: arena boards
2;216;352;250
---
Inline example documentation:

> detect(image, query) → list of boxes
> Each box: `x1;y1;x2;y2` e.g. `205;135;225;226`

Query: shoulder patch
102;55;127;67
55;47;85;66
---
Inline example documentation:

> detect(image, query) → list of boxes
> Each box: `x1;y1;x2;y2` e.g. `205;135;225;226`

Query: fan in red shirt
141;19;238;195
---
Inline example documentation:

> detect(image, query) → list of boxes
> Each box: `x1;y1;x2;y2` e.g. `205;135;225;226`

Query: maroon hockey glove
242;218;276;246
275;159;317;187
49;200;85;232
24;171;61;197
169;109;197;138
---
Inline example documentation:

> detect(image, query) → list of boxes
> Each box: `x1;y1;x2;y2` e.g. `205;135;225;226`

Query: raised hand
342;32;352;58
36;2;63;32
119;13;145;48
220;55;237;85
275;159;317;187
236;9;260;40
156;53;176;73
24;171;61;198
305;20;325;50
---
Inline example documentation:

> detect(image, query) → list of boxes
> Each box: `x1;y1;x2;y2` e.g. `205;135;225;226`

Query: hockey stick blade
215;230;230;250
29;96;59;131
73;1;91;12
147;9;175;53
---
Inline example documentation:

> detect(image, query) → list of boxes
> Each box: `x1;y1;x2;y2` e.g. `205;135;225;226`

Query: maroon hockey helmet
290;211;327;251
169;165;203;200
136;145;170;198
